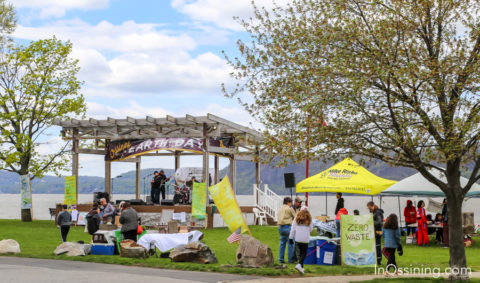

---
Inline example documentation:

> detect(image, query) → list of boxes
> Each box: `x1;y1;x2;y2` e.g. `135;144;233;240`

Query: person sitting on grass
86;205;100;235
57;204;72;242
383;213;402;276
289;207;313;275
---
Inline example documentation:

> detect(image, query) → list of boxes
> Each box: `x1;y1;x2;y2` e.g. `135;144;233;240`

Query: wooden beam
126;116;136;124
235;154;254;162
185;114;197;123
114;157;141;163
166;115;177;124
203;123;210;229
107;117;117;124
207;145;234;155
78;148;105;155
89;118;99;125
146;116;156;124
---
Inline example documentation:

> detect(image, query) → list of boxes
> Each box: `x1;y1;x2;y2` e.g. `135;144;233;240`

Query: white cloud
171;0;289;31
11;0;110;19
86;101;173;119
15;20;233;97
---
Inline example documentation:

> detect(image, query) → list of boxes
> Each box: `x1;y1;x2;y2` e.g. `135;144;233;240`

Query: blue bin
304;246;317;265
316;239;337;265
91;244;115;255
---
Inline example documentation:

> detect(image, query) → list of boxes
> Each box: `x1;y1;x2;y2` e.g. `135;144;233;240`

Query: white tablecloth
137;231;203;252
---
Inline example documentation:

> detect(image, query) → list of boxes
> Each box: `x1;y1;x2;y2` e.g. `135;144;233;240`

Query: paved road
0;257;261;283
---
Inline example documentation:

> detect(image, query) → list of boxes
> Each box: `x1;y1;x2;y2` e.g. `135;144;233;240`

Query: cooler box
91;243;115;255
316;239;337;265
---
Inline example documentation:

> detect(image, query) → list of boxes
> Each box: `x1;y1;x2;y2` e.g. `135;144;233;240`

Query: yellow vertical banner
64;175;77;207
208;176;250;234
192;182;207;220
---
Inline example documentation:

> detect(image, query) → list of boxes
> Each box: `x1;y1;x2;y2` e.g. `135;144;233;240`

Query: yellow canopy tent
296;158;397;195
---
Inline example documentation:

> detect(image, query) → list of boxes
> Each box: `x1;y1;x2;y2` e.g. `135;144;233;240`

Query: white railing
253;184;282;221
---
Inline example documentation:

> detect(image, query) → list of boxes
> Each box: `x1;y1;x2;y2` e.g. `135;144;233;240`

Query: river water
1;193;479;225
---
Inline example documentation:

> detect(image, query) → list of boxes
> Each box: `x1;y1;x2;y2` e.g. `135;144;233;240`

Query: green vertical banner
191;182;206;220
341;214;376;266
64;175;77;207
20;174;32;209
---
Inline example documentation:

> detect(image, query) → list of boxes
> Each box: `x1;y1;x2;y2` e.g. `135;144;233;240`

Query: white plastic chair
253;208;267;226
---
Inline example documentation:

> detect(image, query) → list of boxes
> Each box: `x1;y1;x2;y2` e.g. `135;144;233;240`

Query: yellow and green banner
192;182;207;220
208;176;250;234
64;175;77;207
340;214;376;266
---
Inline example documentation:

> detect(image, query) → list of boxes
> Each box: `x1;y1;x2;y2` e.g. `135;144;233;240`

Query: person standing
335;193;344;216
335;208;348;237
291;196;303;262
277;197;296;264
57;204;72;242
417;200;429;246
289;207;313;274
158;170;168;201
119;202;139;242
150;171;161;204
441;198;449;247
383;214;402;274
367;201;384;265
403;200;417;236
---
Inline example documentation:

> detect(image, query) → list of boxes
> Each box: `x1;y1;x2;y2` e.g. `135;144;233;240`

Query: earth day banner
208;176;250;234
106;137;233;161
341;214;376;266
20;174;32;209
64;175;77;207
191;182;207;220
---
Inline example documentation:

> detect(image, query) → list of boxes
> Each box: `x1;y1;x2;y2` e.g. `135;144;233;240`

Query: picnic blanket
137;231;203;252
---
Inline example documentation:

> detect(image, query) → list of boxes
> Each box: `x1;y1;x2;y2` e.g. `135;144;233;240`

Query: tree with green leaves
224;0;480;279
0;35;85;221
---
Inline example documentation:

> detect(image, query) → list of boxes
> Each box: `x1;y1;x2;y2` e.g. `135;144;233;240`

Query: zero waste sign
340;214;376;266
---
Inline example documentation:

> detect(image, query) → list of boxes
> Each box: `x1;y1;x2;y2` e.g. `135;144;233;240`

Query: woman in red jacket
404;200;416;236
417;200;429;246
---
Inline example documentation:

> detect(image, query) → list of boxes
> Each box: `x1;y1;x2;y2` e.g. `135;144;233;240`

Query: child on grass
289;207;313;274
383;213;403;275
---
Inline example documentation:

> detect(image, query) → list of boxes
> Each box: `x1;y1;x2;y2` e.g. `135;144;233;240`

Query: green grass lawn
0;219;478;277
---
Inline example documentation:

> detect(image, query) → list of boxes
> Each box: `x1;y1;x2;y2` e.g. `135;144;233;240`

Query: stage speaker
284;173;296;188
129;199;146;206
93;192;110;204
161;199;174;206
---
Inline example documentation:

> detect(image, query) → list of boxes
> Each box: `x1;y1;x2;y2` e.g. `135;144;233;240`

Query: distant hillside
0;160;415;195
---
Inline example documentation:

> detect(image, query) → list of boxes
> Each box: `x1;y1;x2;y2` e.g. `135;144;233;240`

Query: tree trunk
447;194;469;280
21;209;32;222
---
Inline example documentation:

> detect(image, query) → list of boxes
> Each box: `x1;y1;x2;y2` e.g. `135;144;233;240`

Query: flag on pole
227;227;242;244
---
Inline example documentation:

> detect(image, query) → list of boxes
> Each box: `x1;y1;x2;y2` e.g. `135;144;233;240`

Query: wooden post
72;128;79;205
214;155;219;184
230;156;236;195
174;151;180;172
255;147;260;187
202;123;210;229
136;157;141;199
104;139;111;195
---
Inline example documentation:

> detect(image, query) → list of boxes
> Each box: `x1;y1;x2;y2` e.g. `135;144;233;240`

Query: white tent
382;168;480;196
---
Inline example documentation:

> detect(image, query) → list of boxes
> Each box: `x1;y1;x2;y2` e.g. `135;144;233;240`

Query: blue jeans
278;225;294;263
336;220;341;237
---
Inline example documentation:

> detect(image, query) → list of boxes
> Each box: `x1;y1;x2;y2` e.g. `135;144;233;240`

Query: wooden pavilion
53;114;264;226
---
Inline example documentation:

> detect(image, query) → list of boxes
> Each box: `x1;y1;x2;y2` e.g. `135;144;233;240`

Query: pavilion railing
253;184;282;221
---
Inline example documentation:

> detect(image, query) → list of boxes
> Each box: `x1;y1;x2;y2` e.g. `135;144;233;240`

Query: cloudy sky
10;0;275;177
